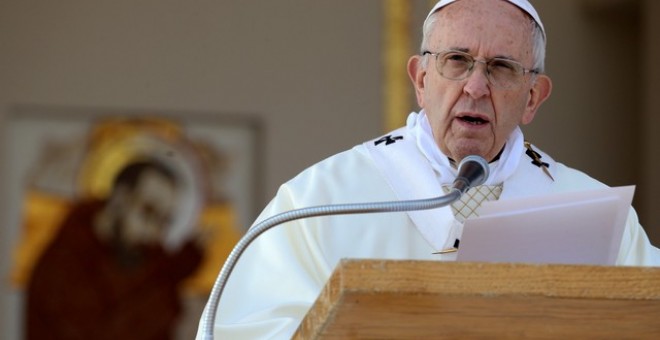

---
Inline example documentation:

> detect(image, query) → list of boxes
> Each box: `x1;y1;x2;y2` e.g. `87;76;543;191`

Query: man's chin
447;142;489;162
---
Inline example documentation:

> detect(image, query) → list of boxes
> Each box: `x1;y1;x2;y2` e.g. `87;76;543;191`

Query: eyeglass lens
438;52;525;88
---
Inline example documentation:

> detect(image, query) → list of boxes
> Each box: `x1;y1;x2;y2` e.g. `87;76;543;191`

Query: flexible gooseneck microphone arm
200;155;489;340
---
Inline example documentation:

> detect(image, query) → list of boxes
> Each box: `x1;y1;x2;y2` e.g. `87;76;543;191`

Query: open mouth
458;115;489;125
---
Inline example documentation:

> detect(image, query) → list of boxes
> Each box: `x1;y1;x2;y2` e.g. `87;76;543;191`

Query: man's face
119;169;177;247
408;0;551;163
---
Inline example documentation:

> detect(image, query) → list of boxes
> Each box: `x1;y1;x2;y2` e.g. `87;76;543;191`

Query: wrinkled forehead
426;0;545;39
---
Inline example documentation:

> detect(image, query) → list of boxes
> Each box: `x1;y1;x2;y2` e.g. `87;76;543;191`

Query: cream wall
0;1;383;339
1;1;658;339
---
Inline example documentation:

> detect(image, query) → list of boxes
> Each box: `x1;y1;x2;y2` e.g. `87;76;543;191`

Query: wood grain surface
294;260;660;339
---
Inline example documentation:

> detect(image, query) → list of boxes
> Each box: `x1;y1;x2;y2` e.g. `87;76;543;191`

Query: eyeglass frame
422;50;539;89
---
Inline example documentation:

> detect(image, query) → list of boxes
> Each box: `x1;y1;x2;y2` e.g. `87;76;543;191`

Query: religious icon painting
4;106;263;339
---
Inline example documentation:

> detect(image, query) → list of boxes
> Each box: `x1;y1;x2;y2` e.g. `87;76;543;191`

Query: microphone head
453;155;489;192
459;155;489;186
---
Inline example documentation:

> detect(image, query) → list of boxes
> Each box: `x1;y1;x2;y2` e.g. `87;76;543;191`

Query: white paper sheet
456;186;635;265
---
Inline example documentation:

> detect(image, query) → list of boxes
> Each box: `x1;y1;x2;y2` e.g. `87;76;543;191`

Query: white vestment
197;113;660;339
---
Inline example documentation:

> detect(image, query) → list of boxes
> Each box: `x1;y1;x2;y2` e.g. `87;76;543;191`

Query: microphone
452;155;489;193
200;155;489;340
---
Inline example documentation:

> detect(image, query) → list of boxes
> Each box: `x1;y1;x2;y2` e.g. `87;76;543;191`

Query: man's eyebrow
447;47;469;53
448;47;519;61
491;54;519;61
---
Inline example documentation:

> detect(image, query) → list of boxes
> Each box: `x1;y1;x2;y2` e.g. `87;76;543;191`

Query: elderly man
198;0;660;338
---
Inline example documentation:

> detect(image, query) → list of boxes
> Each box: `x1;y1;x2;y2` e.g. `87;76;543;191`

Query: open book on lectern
456;186;635;266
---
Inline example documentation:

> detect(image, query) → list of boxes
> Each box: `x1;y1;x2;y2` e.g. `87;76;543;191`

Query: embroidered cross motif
525;148;549;168
374;135;403;146
524;141;554;181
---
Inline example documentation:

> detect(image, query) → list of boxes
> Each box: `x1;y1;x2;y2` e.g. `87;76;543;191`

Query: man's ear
521;74;552;125
407;55;427;108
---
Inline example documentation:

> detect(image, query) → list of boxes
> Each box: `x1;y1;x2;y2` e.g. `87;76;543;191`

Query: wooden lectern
293;259;660;339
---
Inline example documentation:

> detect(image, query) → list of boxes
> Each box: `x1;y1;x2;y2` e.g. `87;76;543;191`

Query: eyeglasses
422;50;539;89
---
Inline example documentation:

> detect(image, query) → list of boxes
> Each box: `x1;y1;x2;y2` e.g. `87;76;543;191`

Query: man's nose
463;62;491;98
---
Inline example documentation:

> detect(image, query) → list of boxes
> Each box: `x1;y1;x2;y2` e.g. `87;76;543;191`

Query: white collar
409;110;524;186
